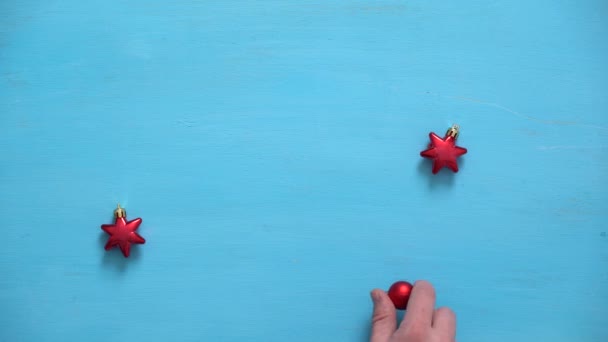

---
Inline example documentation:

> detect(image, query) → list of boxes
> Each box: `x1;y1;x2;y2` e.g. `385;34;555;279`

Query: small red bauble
420;125;467;174
388;281;413;310
101;204;145;258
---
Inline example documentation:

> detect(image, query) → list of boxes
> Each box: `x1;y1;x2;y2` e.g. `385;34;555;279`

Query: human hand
370;280;456;342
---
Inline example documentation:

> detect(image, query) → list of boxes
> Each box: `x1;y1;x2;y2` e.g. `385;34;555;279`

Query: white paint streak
447;95;608;131
536;145;608;150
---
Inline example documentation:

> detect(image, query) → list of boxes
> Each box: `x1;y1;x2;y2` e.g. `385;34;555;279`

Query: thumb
370;289;397;342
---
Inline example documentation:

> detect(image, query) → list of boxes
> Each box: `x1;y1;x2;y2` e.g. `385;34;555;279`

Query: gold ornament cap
445;124;460;139
114;204;126;218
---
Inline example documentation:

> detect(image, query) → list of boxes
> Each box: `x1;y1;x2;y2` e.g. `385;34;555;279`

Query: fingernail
370;290;380;303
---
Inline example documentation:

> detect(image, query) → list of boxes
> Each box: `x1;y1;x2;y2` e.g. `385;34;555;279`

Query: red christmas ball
388;281;413;310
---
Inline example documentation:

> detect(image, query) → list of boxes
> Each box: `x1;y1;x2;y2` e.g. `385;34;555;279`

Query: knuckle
403;327;427;341
371;311;391;325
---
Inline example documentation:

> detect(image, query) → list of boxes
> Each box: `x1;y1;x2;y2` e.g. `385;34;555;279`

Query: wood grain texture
1;1;607;341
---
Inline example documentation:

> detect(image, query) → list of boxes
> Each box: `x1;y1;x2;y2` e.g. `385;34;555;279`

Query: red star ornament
101;205;145;257
420;125;467;174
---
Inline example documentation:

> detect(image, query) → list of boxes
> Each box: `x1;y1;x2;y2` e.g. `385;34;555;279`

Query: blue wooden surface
1;1;607;341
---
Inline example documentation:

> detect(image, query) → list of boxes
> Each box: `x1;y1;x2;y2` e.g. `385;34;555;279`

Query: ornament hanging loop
114;204;126;218
445;124;460;139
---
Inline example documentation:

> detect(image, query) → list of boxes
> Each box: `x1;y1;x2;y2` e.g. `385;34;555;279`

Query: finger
433;307;456;340
370;289;397;342
399;280;436;331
